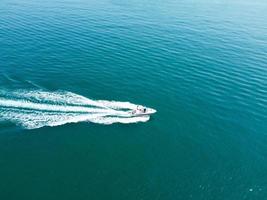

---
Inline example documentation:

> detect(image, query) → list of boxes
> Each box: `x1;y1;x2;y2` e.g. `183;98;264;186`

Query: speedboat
130;106;156;116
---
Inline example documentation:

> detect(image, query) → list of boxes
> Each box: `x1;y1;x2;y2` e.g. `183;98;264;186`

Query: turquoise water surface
0;0;267;199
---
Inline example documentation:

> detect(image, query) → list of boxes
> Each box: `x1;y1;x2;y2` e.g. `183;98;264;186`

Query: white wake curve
0;90;155;129
0;99;110;113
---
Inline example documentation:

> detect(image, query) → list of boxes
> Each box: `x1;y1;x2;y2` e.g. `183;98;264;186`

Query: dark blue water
0;0;267;199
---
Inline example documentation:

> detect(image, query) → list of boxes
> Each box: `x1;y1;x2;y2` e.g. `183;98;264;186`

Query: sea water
0;0;267;199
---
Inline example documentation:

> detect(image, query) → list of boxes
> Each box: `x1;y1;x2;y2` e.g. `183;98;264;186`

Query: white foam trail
0;90;155;129
0;99;109;113
7;90;102;106
90;115;150;125
97;100;137;110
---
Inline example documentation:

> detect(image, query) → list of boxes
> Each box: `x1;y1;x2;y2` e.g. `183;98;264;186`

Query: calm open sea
0;0;267;199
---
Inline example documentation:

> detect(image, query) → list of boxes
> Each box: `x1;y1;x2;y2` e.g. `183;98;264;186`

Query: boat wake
0;90;154;129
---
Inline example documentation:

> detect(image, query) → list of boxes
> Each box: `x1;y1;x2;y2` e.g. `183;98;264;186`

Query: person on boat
131;106;147;114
